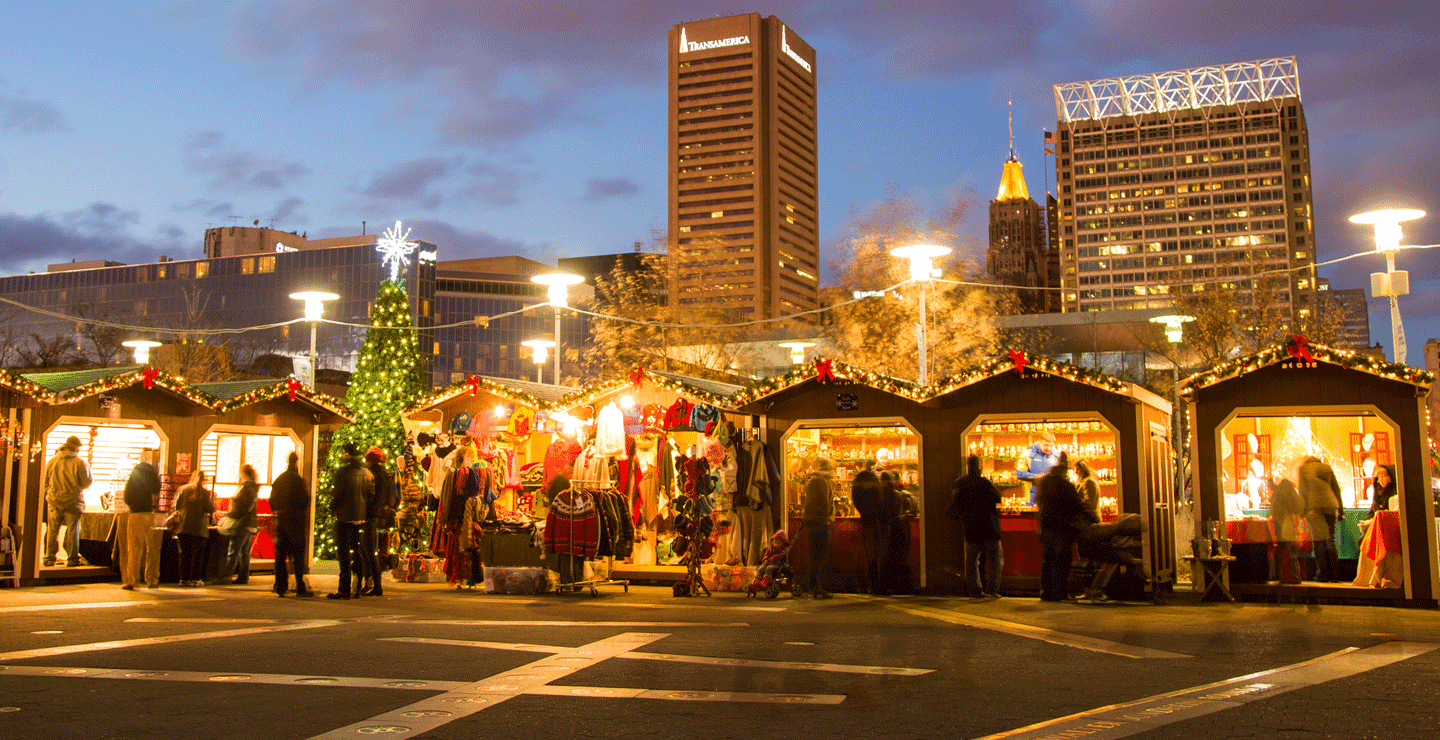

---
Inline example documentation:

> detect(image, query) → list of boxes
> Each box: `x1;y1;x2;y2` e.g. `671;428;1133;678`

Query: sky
1;1;1437;362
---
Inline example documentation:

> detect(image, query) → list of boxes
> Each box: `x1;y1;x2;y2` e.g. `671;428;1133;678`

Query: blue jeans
806;522;831;592
225;528;255;583
965;539;1003;597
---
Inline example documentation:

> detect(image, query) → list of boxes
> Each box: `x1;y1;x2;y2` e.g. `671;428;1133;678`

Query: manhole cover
356;726;410;735
384;681;428;688
208;675;252;682
296;677;338;684
401;710;452;718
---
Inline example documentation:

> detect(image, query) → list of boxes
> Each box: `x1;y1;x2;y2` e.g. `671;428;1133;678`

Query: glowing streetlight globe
1349;209;1425;252
121;339;162;364
889;244;951;281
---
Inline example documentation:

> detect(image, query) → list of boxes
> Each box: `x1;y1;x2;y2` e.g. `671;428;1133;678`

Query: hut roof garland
554;368;743;411
925;353;1130;397
205;378;351;418
47;366;220;408
1180;342;1434;394
728;357;924;407
19;366;350;417
412;375;550;412
0;367;54;399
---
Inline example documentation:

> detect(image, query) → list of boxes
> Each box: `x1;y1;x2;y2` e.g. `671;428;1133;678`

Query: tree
18;332;77;369
70;301;127;367
166;286;235;382
824;191;1002;379
314;279;426;557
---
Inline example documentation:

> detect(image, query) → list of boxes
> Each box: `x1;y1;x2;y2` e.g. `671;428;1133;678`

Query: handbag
216;516;241;537
164;512;182;534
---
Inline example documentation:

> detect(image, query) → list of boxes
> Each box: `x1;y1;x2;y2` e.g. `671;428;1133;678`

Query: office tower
1052;57;1316;318
667;13;819;321
987;123;1048;313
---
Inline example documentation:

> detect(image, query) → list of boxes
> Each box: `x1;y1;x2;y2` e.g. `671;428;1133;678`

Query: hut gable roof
925;353;1131;399
0;367;51;399
1179;341;1433;396
554;368;746;411
197;378;351;419
413;375;576;412
24;365;142;394
24;365;218;408
728;358;922;407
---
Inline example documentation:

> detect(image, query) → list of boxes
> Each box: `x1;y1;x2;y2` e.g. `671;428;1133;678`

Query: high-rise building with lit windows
987;135;1048;313
1052;57;1317;317
667;13;819;321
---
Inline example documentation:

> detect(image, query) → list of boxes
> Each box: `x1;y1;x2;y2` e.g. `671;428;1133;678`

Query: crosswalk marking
889;604;1190;659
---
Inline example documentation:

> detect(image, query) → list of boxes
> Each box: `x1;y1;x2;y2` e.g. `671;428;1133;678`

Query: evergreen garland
314;279;426;558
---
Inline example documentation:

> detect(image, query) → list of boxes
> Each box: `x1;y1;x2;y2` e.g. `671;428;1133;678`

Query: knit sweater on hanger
543;489;600;558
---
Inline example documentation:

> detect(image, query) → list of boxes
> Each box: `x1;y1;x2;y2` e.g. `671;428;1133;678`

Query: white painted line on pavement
0;619;341;662
0;598;221;614
381;636;933;676
124;618;283;624
890;604;1190;659
527;684;845;704
401;618;750;627
975;641;1438;740
307;631;670;740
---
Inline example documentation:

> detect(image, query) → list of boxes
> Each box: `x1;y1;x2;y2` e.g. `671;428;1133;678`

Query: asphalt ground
1;571;1436;739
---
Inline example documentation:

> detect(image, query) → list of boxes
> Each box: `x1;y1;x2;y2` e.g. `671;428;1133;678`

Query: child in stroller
747;530;793;598
1075;513;1145;602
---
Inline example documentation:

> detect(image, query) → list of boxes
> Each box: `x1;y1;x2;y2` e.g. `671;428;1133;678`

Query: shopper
268;451;313;597
172;471;216;586
879;471;911;594
801;458;836;599
949;454;1003;599
360;447;392;596
223;465;260;585
1269;477;1304;584
328;444;373;600
1036;453;1085;602
1074;460;1102;522
1365;464;1397;519
1298;456;1343;582
121;448;162;590
42;435;93;567
849;462;884;593
1016;433;1058;506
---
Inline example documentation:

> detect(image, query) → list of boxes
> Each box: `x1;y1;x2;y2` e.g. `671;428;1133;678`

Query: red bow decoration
286;378;302;402
140;366;160;390
815;358;835;384
466;374;480;396
1286;334;1313;362
1008;349;1029;375
629;366;645;390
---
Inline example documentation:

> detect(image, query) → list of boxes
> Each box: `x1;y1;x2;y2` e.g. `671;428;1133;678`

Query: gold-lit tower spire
996;101;1030;201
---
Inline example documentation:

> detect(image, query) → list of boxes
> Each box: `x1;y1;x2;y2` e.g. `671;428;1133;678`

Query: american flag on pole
1043;129;1055;155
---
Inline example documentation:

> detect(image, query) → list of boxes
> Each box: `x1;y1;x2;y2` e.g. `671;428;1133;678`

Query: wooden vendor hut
729;359;931;593
0;369;48;586
921;354;1176;598
1180;340;1437;605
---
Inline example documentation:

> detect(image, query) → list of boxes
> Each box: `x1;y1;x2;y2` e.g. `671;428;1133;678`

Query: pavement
1;567;1437;739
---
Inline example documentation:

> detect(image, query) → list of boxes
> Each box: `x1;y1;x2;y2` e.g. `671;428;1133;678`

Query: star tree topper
376;220;417;281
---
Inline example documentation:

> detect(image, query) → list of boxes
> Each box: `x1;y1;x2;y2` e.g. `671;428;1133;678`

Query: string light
1180;341;1433;396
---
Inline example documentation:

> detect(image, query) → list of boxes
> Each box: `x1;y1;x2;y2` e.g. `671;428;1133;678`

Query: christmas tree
315;277;426;557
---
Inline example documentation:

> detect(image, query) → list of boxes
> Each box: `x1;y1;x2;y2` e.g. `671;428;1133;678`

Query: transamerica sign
780;26;811;73
678;28;749;53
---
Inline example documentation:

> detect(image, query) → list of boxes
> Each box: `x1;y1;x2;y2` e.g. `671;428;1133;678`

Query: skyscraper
987;116;1048;313
668;13;819;322
1052;57;1317;318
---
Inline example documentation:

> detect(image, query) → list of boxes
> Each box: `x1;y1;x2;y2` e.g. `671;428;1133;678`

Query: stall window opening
44;422;164;513
198;431;297;500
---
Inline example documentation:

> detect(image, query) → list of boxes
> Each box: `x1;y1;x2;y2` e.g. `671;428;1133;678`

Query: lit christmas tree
314;272;426;557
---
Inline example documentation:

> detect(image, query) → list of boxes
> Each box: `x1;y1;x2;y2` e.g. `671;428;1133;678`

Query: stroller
1074;514;1151;603
746;529;799;599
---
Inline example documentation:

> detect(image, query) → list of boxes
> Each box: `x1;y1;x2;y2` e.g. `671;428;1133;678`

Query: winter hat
364;447;386;466
342;442;360;458
62;435;82;450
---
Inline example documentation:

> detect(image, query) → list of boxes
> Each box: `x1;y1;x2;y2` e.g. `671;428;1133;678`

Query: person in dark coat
121;448;162;590
800;458;836;599
172;471;216;587
328;444;373;600
1036;453;1086;602
949;455;1003;599
850;463;885;594
222;464;260;585
268;451;313;597
878;471;910;594
359;447;393;597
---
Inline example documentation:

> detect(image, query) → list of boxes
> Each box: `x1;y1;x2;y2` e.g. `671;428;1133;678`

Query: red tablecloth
1363;511;1402;562
1226;518;1274;544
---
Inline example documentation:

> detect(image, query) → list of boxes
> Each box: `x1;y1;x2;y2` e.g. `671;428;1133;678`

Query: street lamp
1350;208;1425;364
778;341;815;365
288;291;338;385
889;244;950;385
521;339;556;384
530;272;584;385
121;339;162;364
1150;314;1194;503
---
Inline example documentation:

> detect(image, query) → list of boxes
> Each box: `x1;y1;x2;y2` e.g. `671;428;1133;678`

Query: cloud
271;197;304;222
584;177;640;202
184;128;310;190
376;218;533;260
0;205;157;274
0;90;71;134
462;162;523;207
360;157;455;210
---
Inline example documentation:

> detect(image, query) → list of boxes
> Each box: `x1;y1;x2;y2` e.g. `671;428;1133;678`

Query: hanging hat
689;403;719;435
449;411;472;435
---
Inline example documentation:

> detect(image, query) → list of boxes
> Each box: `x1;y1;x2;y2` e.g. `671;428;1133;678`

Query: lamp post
778;340;815;366
530;272;584;385
288;291;338;386
121;339;162;365
1150;314;1194;501
521;339;556;384
889;243;951;385
1350;208;1425;365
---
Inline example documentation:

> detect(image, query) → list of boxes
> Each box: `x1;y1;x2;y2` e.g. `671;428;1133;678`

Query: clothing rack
554;479;629;596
